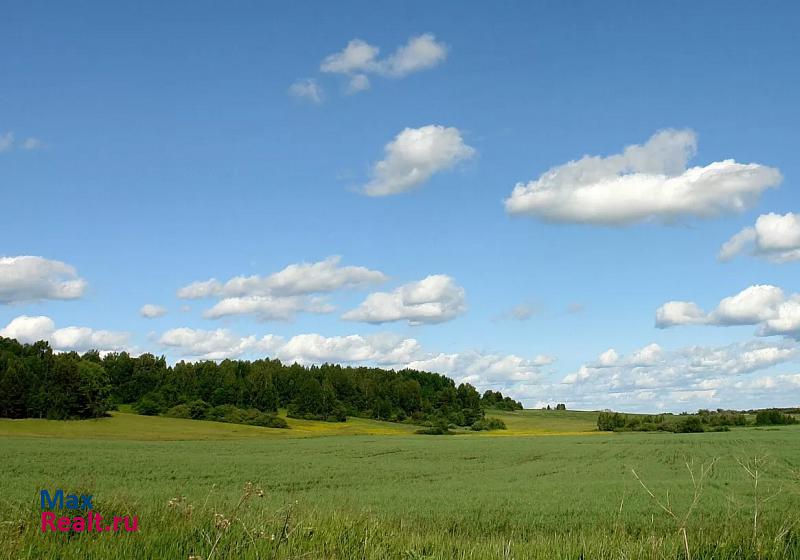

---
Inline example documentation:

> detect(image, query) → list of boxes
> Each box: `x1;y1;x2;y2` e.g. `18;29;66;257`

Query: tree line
0;337;522;430
597;408;798;433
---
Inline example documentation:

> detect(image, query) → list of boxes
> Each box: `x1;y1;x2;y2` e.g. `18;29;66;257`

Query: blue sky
1;1;799;412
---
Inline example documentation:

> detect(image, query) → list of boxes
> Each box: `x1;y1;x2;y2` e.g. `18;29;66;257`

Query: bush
415;425;454;435
756;409;798;426
675;416;705;433
134;395;163;416
597;412;627;431
187;399;210;420
471;417;507;431
164;404;191;419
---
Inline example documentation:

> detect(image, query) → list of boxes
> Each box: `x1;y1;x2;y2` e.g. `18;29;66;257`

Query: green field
1;411;799;559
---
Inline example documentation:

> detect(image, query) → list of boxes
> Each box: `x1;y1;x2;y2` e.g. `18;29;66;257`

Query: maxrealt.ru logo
40;489;138;533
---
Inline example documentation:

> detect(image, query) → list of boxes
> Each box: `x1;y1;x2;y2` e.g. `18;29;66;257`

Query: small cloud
288;79;324;104
566;302;585;314
362;125;475;196
346;74;370;94
318;34;447;96
21;137;42;150
0;132;14;152
495;302;541;321
719;212;800;263
0;256;87;304
343;274;466;325
140;304;167;319
0;132;43;152
655;284;800;339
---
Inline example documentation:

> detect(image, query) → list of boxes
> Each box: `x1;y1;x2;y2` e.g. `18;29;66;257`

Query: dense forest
0;337;522;430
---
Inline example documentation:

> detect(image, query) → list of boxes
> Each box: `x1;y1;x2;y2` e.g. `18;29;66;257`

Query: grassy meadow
1;411;799;559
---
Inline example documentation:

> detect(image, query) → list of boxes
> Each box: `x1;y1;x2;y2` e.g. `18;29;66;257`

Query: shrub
756;409;798;426
471;417;507;431
187;399;210;420
164;404;191;419
134;395;163;416
415;426;454;435
597;411;627;431
675;416;705;433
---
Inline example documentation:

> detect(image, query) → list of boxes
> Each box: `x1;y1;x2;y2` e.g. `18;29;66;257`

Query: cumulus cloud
343;274;466;325
655;301;708;327
656;285;800;338
0;315;130;353
320;39;380;74
140;304;167;319
362;125;475;196
407;352;554;387
319;34;447;94
159;327;282;361
719;212;800;263
204;295;334;321
178;256;386;299
288;78;324;104
177;257;386;321
562;342;798;392
504;129;782;225
0;256;87;304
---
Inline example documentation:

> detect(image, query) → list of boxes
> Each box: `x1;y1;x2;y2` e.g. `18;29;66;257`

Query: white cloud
0;132;42;152
343;274;466;325
50;327;130;353
719;212;800;263
0;315;55;343
656;285;800;338
504;129;782;225
20;137;42;150
713;285;785;325
380;34;448;77
140;304;167;319
362;125;475;196
177;257;386;322
0;256;87;304
346;74;370;93
655;301;708;328
563;341;794;387
178;256;386;299
319;34;447;94
260;256;387;296
203;295;334;321
288;78;324;104
0;132;15;152
159;327;281;361
0;315;130;353
598;348;619;366
320;39;380;74
407;351;553;386
177;279;223;300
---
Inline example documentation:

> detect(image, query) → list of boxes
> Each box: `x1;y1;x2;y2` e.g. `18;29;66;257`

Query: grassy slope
0;409;599;440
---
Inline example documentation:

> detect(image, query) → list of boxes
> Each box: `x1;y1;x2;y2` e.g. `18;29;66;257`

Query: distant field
0;408;599;440
1;412;799;559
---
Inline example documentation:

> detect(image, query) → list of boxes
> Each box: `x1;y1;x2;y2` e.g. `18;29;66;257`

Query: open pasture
1;413;799;559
